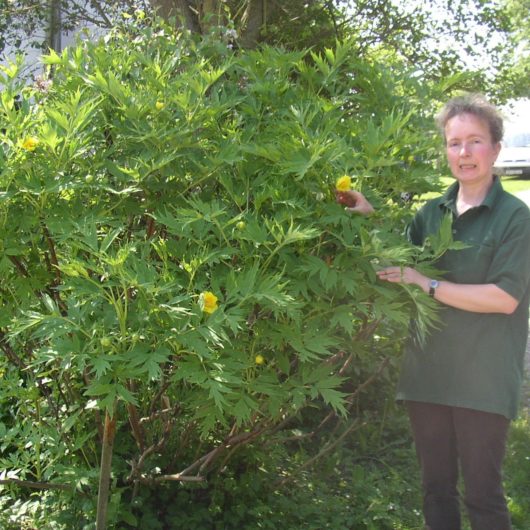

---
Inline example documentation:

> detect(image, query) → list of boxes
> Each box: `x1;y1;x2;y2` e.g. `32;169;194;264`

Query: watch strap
429;279;439;297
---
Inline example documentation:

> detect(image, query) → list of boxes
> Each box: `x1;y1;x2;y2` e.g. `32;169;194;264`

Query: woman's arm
345;191;521;314
377;266;519;315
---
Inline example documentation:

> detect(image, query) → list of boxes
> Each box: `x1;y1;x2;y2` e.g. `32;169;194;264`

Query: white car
495;131;530;178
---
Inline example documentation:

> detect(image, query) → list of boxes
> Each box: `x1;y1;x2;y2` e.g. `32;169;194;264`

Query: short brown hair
436;93;504;144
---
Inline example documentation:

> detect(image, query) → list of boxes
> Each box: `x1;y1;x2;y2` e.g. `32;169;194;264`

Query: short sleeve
487;211;530;302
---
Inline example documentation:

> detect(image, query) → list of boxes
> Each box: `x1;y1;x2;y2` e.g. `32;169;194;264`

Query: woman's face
444;112;501;186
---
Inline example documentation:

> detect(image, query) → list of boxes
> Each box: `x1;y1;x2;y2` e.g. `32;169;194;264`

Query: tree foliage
0;15;464;527
499;0;530;98
0;1;527;100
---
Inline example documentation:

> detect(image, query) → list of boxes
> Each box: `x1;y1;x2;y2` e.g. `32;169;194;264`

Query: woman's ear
493;141;502;161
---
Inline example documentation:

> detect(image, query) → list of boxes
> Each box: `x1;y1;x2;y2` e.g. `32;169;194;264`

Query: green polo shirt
396;177;530;419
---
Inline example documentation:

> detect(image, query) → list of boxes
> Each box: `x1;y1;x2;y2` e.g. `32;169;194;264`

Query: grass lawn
501;176;530;195
421;175;530;202
448;175;530;194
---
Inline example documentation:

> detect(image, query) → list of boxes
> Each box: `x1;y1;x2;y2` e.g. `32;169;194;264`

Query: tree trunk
240;0;266;49
200;0;224;33
150;0;280;46
48;0;62;52
150;0;200;32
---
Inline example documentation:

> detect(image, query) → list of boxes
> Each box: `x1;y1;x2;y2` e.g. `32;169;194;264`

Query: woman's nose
460;142;471;156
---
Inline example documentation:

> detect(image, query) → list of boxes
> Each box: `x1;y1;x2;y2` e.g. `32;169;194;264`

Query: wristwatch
429;279;439;297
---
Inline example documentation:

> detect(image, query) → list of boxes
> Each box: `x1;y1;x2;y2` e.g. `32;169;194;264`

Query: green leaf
289;331;339;361
143;346;171;381
240;143;281;162
115;383;138;406
205;380;232;410
420;213;470;263
91;357;112;379
318;386;348;416
62;408;84;433
232;395;259;426
41;48;64;66
46;109;69;132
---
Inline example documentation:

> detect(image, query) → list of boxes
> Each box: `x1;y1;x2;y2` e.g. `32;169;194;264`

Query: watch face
430;280;439;289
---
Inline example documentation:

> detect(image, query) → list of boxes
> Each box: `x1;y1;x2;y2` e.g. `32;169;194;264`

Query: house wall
1;6;103;80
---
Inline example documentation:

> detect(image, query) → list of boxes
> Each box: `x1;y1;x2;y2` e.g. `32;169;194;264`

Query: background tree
1;0;527;100
497;0;530;98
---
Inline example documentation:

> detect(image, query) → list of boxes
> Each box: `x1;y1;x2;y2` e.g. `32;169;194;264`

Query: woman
346;94;530;530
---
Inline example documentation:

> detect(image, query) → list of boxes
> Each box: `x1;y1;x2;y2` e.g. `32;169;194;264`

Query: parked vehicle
494;130;530;178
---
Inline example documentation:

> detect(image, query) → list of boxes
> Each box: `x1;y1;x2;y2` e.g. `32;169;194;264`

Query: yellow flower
22;137;39;151
155;100;165;110
201;291;219;314
255;354;265;365
335;175;351;192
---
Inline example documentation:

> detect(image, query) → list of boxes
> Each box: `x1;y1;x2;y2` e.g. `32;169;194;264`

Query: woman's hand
376;266;429;291
335;190;375;216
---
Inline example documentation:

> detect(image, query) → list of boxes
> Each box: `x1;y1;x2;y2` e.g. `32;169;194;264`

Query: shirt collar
439;176;504;214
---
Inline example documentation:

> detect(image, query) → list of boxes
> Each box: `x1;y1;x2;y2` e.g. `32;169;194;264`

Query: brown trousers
406;401;512;530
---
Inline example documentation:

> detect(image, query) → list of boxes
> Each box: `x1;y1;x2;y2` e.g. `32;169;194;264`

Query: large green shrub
0;17;453;528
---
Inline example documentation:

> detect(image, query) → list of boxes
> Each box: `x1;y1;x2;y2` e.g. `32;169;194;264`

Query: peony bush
0;16;455;528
